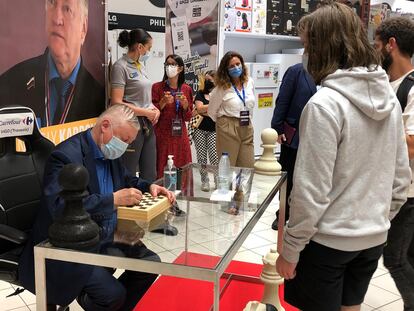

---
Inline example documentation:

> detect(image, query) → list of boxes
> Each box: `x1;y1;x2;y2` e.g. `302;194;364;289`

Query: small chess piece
254;128;282;175
261;247;285;311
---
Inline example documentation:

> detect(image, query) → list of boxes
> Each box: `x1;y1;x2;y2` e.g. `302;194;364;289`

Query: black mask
204;80;215;93
381;50;393;72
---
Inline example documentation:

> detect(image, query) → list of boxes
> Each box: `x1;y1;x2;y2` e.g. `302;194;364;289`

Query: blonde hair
298;2;380;84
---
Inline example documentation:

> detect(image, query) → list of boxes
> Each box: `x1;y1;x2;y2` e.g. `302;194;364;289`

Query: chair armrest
0;224;28;245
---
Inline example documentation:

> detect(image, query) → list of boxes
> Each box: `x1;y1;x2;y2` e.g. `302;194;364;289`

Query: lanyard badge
232;84;249;126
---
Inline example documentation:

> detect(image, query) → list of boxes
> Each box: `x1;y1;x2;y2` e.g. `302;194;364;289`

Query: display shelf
222;31;301;42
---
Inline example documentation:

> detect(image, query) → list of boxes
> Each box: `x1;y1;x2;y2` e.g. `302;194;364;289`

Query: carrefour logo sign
0;113;34;138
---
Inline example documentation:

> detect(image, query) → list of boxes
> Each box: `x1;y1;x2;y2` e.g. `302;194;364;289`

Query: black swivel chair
0;106;56;307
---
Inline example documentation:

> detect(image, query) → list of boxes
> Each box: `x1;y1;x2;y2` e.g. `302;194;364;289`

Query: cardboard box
236;9;252;32
224;8;237;32
236;0;253;10
224;0;237;9
284;0;300;14
281;12;300;36
266;10;284;34
253;0;267;33
267;0;283;13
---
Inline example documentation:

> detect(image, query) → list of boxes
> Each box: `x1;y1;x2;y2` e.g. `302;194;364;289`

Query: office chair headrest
0;106;38;140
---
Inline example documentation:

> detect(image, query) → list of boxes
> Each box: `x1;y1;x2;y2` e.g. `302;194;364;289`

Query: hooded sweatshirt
282;66;411;264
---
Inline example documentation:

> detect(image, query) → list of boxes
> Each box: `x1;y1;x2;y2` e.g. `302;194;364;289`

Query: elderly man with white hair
19;104;174;311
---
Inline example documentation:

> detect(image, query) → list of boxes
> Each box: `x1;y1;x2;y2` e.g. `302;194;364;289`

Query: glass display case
34;164;287;311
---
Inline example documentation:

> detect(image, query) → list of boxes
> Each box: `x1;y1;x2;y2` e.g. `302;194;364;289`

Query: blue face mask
100;128;129;160
139;51;150;63
228;65;243;78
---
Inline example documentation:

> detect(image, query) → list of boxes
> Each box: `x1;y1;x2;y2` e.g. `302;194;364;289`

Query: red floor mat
134;252;298;311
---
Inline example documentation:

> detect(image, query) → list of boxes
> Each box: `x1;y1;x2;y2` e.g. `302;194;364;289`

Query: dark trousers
285;241;383;311
276;144;297;222
77;242;160;311
122;118;157;182
383;198;414;311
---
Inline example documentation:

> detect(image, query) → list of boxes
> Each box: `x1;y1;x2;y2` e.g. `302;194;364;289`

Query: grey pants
121;118;157;182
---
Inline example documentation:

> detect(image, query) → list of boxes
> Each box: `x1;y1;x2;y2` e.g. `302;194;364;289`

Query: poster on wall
0;0;106;145
165;0;219;92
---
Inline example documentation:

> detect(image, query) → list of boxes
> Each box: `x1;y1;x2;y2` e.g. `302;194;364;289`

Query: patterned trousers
193;128;218;183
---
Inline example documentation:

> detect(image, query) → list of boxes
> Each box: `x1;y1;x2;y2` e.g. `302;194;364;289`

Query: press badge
240;110;250;126
172;118;182;136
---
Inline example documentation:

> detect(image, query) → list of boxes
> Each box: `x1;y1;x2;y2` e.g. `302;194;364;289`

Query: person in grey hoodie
275;3;412;311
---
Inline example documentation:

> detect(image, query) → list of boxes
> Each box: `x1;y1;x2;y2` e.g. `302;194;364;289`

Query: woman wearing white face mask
152;54;193;180
111;28;159;182
208;51;255;168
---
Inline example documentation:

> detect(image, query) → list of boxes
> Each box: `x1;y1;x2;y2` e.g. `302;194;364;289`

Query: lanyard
44;69;75;127
166;81;181;114
232;84;246;107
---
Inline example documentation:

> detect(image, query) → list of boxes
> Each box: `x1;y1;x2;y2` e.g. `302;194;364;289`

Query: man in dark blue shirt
19;104;175;310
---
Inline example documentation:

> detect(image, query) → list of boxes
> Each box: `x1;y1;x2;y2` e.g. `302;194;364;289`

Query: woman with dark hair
275;3;411;311
111;28;160;181
152;54;193;179
208;51;255;168
193;70;218;191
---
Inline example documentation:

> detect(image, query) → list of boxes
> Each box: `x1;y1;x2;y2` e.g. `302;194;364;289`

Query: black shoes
171;202;186;217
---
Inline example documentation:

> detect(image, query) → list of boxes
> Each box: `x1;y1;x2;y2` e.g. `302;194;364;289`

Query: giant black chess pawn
49;163;100;251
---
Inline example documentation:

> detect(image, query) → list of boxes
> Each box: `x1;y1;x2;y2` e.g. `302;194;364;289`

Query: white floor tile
372;267;389;279
250;245;276;257
157;251;177;263
360;303;374;311
241;234;274;249
18;289;36;305
140;239;166;253
258;215;276;226
252;221;272;233
0;288;26;310
201;238;234;255
190;215;229;227
363;284;400;309
233;250;263;264
168;220;205;232
188;228;222;244
0;281;13;291
6;307;30;311
170;244;217;257
150;233;196;250
210;222;244;239
68;299;85;311
377;298;404;311
370;273;401;296
253;228;278;243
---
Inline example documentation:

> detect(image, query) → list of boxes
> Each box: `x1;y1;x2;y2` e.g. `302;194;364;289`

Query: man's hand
113;188;143;206
277;134;286;144
276;255;297;280
149;184;176;203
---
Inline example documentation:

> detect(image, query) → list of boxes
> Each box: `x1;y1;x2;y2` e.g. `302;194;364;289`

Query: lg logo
149;0;165;8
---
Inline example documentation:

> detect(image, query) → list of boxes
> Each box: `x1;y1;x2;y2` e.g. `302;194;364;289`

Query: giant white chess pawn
254;128;281;175
261;247;285;311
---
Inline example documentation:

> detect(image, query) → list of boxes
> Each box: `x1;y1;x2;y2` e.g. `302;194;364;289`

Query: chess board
117;193;172;222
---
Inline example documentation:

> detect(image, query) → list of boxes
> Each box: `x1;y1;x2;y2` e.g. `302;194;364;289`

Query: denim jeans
383;198;414;311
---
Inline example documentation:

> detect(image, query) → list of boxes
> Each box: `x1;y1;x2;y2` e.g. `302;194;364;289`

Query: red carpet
135;252;298;311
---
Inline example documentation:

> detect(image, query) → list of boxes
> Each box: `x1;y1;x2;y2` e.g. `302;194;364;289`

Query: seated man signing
18;104;175;311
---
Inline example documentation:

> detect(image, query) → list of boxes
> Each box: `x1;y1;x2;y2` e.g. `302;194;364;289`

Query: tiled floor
0;198;405;311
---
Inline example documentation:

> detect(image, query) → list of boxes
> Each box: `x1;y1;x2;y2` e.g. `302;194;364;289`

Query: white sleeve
208;87;223;122
402;87;414;134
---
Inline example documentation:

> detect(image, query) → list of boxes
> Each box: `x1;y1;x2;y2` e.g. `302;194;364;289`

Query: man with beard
375;17;414;311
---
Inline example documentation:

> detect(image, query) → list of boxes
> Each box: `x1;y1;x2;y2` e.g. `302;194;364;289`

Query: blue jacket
271;63;317;149
18;130;151;306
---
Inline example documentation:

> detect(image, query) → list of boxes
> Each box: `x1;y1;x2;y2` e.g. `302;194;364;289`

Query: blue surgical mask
100;130;129;160
139;51;150;63
228;65;243;78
